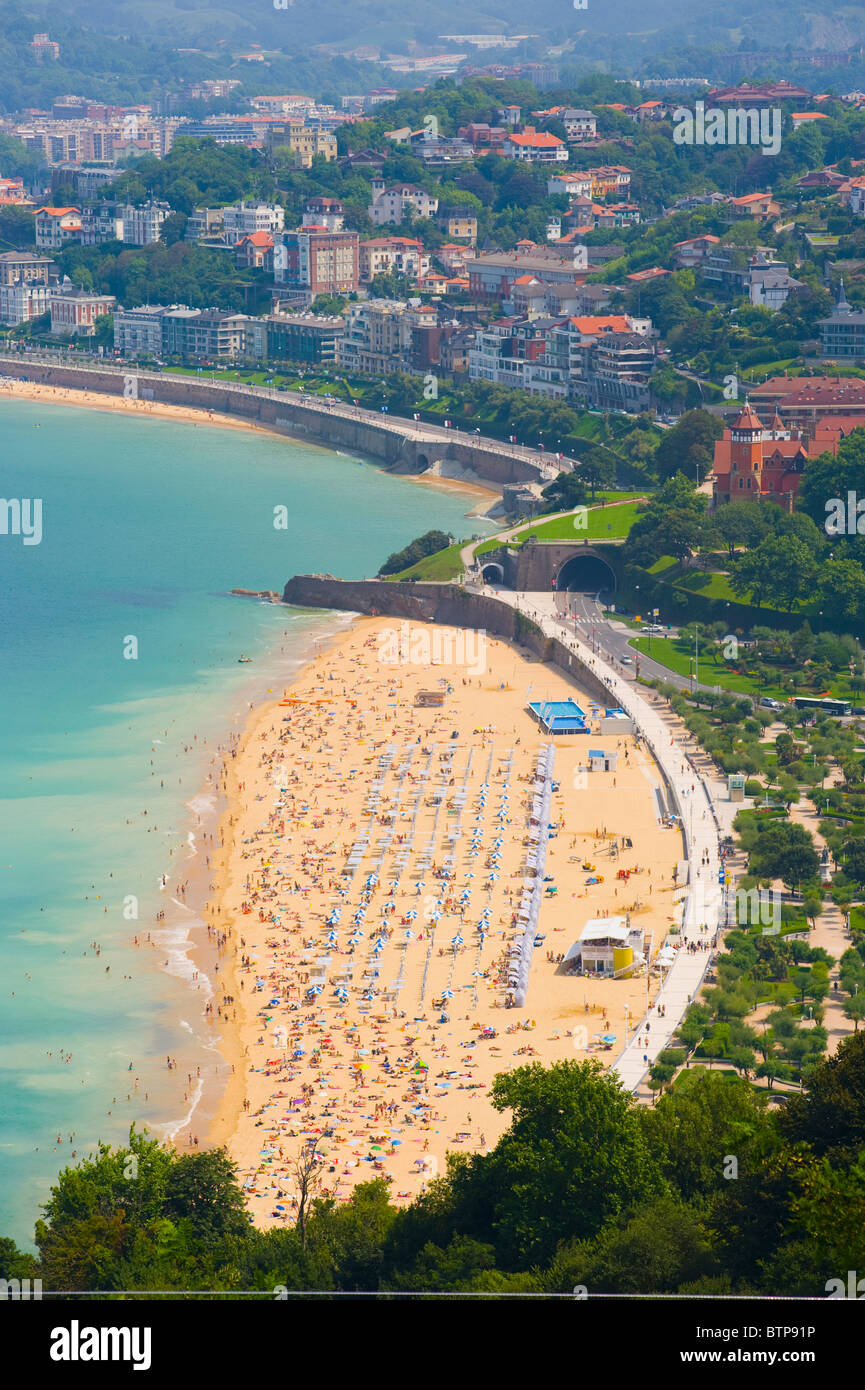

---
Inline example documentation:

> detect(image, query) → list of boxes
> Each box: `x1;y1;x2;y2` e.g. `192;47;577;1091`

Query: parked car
759;697;783;711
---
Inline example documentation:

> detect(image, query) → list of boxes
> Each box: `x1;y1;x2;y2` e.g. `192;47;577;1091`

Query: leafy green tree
653;409;723;484
401;1060;665;1272
163;1149;248;1247
540;471;588;512
652;507;704;563
798;427;865;533
779;1029;865;1162
711;500;769;560
544;1194;718;1294
642;1069;776;1199
730;535;816;611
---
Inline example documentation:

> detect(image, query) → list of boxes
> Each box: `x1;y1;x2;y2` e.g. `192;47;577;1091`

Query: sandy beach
201;615;682;1225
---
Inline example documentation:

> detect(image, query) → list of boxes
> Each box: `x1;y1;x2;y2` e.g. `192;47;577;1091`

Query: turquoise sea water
0;396;489;1246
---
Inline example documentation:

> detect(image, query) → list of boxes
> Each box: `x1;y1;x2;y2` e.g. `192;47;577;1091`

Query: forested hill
4;0;865;106
22;0;865;55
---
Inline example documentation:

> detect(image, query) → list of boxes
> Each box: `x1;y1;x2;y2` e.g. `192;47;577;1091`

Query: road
560;591;724;696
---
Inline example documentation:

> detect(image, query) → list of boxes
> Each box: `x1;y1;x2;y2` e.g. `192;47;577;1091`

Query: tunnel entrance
555;553;617;594
481;561;505;584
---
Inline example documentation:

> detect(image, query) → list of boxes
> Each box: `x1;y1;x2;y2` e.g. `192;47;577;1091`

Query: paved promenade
495;590;725;1092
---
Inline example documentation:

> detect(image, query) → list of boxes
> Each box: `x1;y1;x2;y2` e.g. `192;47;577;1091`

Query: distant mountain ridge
12;0;865;57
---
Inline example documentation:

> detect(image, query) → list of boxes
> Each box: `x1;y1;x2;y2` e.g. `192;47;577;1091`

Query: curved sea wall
0;357;543;489
282;574;614;707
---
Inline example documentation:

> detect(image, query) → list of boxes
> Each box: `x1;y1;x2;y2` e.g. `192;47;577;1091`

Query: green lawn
475;500;642;557
654;559;823;618
630;635;790;698
386;542;467;582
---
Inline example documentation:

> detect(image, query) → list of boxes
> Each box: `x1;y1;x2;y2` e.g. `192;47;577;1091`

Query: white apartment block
547;172;593;200
368;182;439;226
117;200;171;245
562;108;597;141
34;207;84;250
113;304;173;356
221;202;285;246
0;280;51;326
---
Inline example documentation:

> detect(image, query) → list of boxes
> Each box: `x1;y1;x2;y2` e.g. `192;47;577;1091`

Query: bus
793;696;852;717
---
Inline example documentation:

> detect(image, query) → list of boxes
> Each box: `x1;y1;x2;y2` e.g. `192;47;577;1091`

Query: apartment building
359;236;429;284
185;208;225;241
31;32;60;60
49;285;116;336
0;280;51;325
286;126;338;168
469;246;589;299
302;197;344;230
274;228;359;296
502;127;568;162
468;317;569;396
160;307;252;359
34;207;84;250
0;251;55;287
435;210;478;243
467;311;657;409
188;79;241;100
13;113;181;165
222;202;285;246
820;280;865;359
368;181;439;226
672;234;721;269
547;172;594;200
114;304;178;356
117;199;171;246
576;332;657;412
561;108;598;142
265;313;345;364
0;250;57;326
337;299;408;374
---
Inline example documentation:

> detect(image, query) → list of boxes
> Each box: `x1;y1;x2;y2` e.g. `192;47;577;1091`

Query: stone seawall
282;574;613;706
0;358;544;489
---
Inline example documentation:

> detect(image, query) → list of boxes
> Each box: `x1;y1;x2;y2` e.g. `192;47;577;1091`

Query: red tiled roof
507;130;565;148
569;315;631;333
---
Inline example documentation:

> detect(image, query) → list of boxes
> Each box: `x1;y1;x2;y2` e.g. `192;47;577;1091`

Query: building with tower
712;400;811;510
819;279;865;359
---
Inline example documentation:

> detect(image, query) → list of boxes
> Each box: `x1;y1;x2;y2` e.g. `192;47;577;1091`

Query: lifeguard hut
589;748;617;773
728;773;746;802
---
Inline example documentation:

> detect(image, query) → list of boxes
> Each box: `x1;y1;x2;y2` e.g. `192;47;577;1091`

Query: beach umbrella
442;989;454;998
406;909;418;920
451;934;464;946
403;930;414;941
